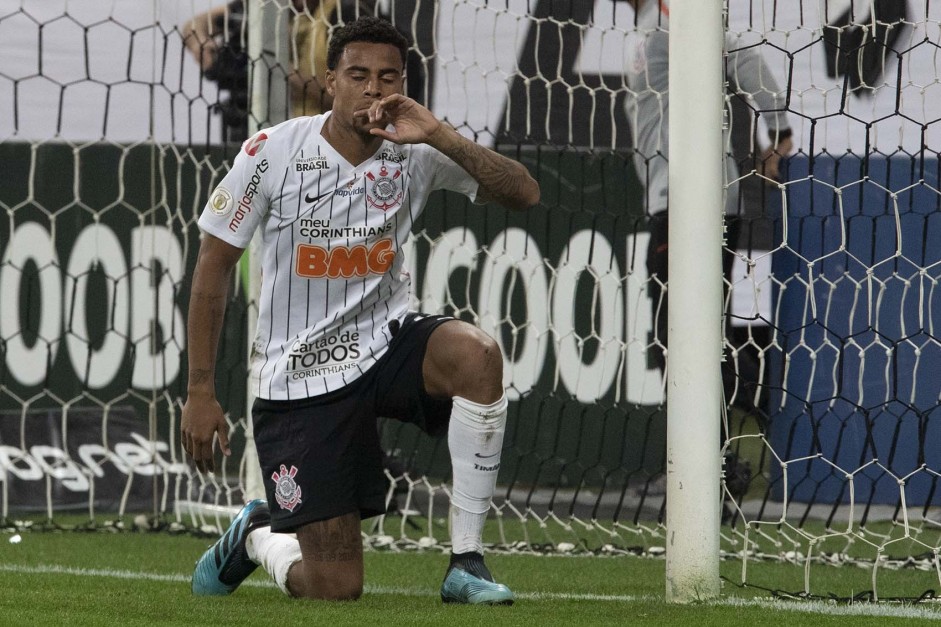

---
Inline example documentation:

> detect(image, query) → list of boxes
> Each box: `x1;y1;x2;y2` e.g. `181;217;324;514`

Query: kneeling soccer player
180;15;540;604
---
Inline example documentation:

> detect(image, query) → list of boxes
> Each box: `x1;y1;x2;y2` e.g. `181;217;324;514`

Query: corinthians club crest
364;165;403;211
271;464;302;512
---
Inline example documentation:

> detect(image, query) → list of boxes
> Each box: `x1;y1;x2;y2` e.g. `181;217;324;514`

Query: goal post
665;0;724;603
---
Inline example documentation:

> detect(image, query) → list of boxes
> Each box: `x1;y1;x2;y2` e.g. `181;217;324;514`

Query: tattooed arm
361;94;541;211
181;234;244;473
427;123;541;210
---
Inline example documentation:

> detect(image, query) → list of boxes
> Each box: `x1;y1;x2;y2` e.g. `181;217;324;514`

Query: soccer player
181;16;539;604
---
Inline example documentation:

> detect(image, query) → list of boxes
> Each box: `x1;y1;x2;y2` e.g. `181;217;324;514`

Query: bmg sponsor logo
287;330;361;379
294;239;395;278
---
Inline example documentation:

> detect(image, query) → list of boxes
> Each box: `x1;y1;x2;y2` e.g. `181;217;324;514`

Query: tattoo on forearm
191;289;228;308
444;139;528;207
189;369;212;384
188;286;228;381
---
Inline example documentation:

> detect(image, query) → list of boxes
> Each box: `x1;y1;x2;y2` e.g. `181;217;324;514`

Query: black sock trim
448;551;493;582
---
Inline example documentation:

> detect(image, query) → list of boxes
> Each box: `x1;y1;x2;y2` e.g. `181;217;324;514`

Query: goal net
1;0;940;599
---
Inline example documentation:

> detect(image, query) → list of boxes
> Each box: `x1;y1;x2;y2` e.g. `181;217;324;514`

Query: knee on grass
288;563;363;601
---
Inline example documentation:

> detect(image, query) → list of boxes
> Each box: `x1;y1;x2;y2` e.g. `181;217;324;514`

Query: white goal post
665;0;724;603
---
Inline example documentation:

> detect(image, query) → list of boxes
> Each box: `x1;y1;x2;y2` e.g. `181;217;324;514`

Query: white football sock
447;394;508;555
246;526;302;596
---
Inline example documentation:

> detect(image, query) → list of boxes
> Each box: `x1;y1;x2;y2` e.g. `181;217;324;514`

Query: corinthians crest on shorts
364;164;403;211
271;464;302;512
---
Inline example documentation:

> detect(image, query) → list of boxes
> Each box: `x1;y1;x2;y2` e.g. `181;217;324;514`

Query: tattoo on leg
305;515;362;563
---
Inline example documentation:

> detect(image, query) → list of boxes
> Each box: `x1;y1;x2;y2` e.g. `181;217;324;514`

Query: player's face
326;42;405;133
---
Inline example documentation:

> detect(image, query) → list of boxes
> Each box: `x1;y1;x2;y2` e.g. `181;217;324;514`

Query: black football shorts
252;312;455;532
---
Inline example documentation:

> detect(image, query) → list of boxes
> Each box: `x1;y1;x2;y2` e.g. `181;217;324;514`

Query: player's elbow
480;166;540;210
500;168;540;211
514;175;541;210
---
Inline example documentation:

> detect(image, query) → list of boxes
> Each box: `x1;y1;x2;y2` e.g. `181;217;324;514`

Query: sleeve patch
209;186;234;216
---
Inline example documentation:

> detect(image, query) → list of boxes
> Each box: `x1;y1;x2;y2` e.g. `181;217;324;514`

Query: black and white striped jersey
198;112;478;400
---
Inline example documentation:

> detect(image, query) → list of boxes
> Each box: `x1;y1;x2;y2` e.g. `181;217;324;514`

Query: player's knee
427;322;504;400
456;331;503;392
318;580;363;602
295;588;363;602
293;575;363;601
472;332;503;376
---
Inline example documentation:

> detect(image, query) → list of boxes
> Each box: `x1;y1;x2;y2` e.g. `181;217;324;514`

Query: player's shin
446;394;508;555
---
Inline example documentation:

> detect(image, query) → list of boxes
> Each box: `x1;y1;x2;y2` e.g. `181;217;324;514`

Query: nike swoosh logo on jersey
474;452;499;459
305;191;331;204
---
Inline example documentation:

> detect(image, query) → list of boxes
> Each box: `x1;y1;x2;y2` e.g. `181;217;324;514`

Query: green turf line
3;563;941;621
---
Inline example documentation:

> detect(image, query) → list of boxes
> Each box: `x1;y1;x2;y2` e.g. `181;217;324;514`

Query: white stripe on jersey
198;112;479;400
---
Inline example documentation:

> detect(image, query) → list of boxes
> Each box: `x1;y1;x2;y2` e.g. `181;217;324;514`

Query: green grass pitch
2;528;941;626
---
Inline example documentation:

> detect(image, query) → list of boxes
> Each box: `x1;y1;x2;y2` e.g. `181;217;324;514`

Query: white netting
1;0;940;599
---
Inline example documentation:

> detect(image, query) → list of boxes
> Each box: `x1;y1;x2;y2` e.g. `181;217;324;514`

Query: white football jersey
198;113;478;400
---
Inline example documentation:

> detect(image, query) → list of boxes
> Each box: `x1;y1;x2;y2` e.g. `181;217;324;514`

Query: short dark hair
326;16;409;71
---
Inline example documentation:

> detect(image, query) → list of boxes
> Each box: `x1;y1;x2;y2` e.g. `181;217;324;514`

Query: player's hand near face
357;94;442;145
356;92;539;210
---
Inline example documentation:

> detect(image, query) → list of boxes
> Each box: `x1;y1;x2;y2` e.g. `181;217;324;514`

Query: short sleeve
421;144;479;202
198;131;274;249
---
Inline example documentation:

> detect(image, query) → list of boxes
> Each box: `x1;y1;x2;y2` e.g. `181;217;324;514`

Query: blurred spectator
183;1;377;141
183;2;249;141
289;1;376;116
